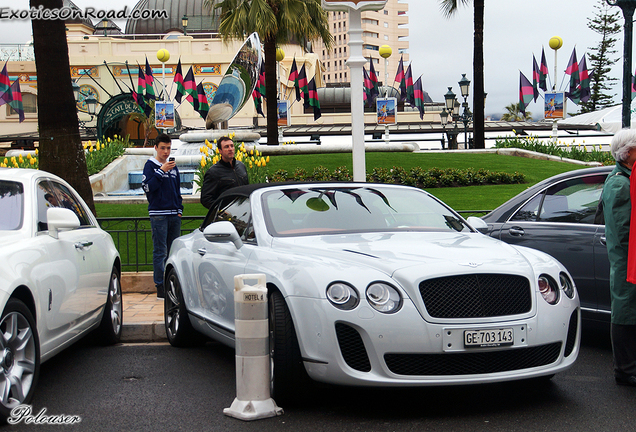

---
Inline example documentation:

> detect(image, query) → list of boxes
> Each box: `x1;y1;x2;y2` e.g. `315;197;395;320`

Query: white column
347;8;367;182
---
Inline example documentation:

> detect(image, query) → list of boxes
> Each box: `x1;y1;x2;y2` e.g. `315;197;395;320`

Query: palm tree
30;0;95;214
439;0;485;149
501;103;532;122
210;0;333;145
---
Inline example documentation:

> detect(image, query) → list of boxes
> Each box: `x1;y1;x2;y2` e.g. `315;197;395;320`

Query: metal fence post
223;274;283;420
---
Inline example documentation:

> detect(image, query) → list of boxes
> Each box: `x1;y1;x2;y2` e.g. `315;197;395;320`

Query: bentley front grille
419;274;532;318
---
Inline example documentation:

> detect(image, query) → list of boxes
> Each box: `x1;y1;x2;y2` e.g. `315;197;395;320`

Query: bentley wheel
95;266;123;345
165;269;204;347
0;299;40;420
269;290;309;404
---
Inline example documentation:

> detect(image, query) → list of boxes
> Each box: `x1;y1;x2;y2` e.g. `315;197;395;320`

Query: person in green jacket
603;128;636;386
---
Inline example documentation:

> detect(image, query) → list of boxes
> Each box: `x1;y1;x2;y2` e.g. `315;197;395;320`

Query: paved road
7;331;636;432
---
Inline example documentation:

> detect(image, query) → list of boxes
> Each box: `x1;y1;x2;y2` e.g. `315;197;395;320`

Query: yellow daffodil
18;155;24;164
34;149;38;155
3;158;7;165
30;158;35;166
266;156;270;163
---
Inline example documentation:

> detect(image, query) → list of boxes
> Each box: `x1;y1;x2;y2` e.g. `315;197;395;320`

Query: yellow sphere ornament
156;48;170;63
379;45;392;59
276;47;285;62
548;36;563;51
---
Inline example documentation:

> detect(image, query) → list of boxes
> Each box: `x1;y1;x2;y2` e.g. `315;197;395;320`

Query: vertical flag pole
549;36;563;143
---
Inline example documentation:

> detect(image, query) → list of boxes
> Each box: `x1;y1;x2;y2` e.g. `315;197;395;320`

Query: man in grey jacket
200;136;249;209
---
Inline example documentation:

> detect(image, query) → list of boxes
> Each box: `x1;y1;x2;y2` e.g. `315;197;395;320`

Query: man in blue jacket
142;133;183;299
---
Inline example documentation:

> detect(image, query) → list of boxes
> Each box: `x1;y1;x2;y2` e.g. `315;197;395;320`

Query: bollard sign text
243;292;264;302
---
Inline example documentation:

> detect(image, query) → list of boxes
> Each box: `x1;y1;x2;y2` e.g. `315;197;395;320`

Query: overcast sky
2;0;628;117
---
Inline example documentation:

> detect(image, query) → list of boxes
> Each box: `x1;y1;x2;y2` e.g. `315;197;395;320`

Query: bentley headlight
538;275;559;305
366;282;402;313
327;282;359;310
560;272;575;299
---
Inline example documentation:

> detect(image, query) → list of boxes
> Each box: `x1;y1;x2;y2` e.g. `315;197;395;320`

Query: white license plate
464;328;514;348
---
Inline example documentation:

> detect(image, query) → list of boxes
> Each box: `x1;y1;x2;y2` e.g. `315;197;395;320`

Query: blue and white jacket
141;157;183;216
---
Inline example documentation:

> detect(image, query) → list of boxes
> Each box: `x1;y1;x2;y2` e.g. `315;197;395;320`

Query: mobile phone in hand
169;157;175;162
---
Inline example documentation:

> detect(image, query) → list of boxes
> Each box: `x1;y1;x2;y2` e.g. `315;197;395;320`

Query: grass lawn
95;152;586;217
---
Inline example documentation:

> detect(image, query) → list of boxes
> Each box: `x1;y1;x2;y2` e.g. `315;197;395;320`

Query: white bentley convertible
164;183;580;401
0;168;122;417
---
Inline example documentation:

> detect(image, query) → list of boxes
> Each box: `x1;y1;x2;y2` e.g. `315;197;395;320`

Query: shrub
312;166;331;181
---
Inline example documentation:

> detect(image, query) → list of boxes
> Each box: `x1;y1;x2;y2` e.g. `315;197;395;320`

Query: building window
362;18;379;25
8;93;37;116
384;35;389;40
384;10;389;15
384;22;389;28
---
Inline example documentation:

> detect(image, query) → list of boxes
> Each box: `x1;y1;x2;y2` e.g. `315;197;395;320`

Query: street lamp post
458;74;473;149
443;87;459;150
100;18;109;37
606;0;636;128
182;15;189;36
72;80;99;129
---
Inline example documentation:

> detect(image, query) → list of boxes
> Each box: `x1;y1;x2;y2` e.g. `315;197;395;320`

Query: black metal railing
97;216;204;272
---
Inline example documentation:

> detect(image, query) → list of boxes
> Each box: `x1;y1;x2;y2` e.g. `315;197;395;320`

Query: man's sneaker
156;284;165;300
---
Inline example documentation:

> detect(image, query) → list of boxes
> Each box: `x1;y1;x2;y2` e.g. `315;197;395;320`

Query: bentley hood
273;231;544;282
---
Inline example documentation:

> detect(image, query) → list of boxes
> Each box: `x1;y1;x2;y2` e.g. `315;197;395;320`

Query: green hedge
269;165;525;188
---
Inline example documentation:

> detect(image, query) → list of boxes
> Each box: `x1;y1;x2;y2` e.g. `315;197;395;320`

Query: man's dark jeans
150;215;182;289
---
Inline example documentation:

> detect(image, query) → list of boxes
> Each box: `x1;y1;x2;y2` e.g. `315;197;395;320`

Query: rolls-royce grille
564;310;579;357
385;343;562;376
335;323;371;372
419;274;532;318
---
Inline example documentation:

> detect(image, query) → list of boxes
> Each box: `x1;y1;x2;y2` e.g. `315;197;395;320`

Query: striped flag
298;64;308;107
0;62;10;96
183;66;197;103
539;48;549;92
369;60;379;101
145;57;156;100
565;48;580;103
413;76;425;120
0;78;25;122
394;55;406;101
307;77;321;121
174;58;185;103
257;62;266;99
532;55;540;102
363;66;370;105
252;89;265;117
288;57;300;101
195;82;209;119
405;63;414;106
135;64;151;117
519;71;534;115
578;56;591;104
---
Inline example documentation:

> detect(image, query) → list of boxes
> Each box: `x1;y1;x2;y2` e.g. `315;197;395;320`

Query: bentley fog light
560;272;575;299
538;275;559;305
366;282;402;313
327;282;359;310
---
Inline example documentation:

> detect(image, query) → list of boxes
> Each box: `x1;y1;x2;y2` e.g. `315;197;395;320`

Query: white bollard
223;274;283;420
